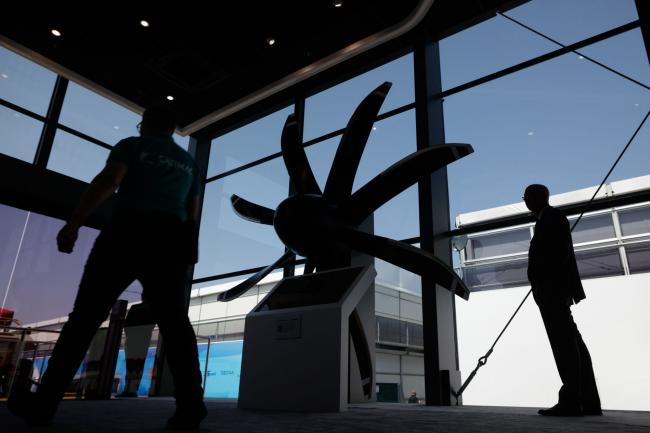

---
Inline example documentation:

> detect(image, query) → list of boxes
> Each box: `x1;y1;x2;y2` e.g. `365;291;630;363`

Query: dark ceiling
0;1;525;135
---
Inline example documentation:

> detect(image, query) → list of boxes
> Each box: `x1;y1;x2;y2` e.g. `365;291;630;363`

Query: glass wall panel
624;242;650;274
0;46;57;115
446;42;650;227
207;106;294;178
467;228;531;260
0;104;43;162
195;158;288;278
618;206;650;237
569;213;616;244
575;247;624;278
0;204;140;326
59;82;141;146
48;130;109;183
463;259;529;291
304;53;414;141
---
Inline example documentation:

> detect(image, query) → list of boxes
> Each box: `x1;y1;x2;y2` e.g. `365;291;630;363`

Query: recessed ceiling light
51;29;62;37
166;95;175;101
333;0;343;7
372;126;377;131
113;126;120;130
635;103;640;106
0;74;8;79
527;131;534;136
140;20;150;28
266;37;276;46
578;55;584;60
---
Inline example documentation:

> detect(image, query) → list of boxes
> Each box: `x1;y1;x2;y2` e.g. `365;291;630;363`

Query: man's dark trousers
37;214;203;409
534;290;600;411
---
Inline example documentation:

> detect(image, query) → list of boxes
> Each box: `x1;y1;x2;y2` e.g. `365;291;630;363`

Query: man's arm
186;194;200;223
57;161;128;253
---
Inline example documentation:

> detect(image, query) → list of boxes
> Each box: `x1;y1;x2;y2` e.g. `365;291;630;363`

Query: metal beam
414;39;456;406
34;76;68;168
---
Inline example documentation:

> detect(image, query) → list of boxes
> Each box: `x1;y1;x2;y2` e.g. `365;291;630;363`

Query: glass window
467;228;530;260
0;105;43;163
48;130;109;183
569;213;616;244
625;242;650;274
377;316;406;345
207;106;294;178
304;53;414;141
173;133;190;151
575;247;624;278
0;46;57;115
462;259;529;291
59;82;141;146
195;157;288;278
406;322;423;347
447;44;650;228
0;205;139;326
618;206;650;237
506;0;639;46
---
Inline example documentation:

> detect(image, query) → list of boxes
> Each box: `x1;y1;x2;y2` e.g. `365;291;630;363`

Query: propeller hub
274;194;342;257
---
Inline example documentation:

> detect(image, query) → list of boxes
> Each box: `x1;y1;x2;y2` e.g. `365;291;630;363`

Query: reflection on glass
0;105;43;163
207;106;294;178
0;46;57;115
304;53;414;141
48;130;109;182
59;82;140;146
196;158;288;278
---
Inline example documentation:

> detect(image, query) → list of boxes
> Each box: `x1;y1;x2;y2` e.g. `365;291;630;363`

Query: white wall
455;273;650;410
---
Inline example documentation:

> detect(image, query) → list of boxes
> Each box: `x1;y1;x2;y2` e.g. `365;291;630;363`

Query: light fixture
51;29;62;37
113;126;120;130
166;95;175;101
266;37;276;46
578;55;584;60
372;126;377;131
0;74;8;79
527;131;534;136
140;20;150;28
333;0;343;7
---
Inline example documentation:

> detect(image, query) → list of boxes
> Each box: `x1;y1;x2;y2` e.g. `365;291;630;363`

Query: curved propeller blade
349;309;373;399
281;113;321;195
323;82;392;202
231;195;275;225
337;227;470;300
341;143;473;224
217;251;295;302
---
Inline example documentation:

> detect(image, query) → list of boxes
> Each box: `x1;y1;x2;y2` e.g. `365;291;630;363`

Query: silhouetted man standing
8;107;206;429
524;184;601;417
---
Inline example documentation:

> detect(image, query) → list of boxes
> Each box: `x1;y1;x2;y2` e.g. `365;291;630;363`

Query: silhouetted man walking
524;184;601;417
8;107;207;429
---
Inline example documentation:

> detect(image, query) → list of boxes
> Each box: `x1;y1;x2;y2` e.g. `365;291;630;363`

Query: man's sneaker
166;403;208;430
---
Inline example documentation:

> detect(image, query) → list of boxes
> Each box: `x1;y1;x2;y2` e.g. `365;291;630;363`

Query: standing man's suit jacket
527;206;586;304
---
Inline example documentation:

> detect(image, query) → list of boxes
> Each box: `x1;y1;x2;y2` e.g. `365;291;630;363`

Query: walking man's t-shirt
107;135;200;221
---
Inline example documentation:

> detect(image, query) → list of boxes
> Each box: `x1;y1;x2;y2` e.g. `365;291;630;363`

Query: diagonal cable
499;12;650;92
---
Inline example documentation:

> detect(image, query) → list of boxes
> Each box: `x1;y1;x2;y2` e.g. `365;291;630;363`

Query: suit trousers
534;290;600;410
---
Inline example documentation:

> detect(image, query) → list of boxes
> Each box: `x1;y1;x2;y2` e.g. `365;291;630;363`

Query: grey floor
1;399;650;432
